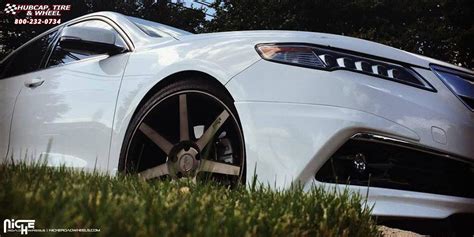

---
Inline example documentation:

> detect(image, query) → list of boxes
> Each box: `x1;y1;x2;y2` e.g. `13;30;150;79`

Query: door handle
24;77;45;88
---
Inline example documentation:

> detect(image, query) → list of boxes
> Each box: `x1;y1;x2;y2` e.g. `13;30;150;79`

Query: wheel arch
114;70;240;173
133;70;235;121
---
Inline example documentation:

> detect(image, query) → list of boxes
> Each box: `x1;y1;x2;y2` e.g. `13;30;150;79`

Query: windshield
127;16;192;38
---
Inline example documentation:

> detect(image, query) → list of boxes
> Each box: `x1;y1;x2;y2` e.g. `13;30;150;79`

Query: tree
1;0;472;69
205;0;473;69
0;0;206;60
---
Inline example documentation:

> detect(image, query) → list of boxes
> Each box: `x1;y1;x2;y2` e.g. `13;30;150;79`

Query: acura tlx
0;11;473;219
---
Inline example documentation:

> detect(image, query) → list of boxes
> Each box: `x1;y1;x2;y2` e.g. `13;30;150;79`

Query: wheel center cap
169;147;199;177
179;154;195;172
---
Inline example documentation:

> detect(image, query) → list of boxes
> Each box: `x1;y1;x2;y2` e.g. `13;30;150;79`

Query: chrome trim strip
351;133;473;165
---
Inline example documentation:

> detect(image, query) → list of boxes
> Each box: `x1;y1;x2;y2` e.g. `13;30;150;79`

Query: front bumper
226;60;474;218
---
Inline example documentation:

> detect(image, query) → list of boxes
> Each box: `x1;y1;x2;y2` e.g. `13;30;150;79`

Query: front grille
431;65;474;111
315;134;474;198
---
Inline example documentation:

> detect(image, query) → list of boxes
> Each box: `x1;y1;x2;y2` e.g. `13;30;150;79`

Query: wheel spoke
139;123;173;154
199;159;240;176
138;163;169;180
179;94;190;141
196;110;229;150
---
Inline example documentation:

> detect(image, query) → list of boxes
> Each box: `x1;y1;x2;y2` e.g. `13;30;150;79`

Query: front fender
106;39;261;173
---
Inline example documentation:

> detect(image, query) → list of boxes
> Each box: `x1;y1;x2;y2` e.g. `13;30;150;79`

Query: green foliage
0;0;206;59
0;164;380;237
206;0;473;69
2;0;470;68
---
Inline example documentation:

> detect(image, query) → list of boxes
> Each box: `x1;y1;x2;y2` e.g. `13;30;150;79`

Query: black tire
119;77;246;184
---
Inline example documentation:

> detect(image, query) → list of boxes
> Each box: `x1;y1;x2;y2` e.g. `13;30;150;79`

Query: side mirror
58;26;127;55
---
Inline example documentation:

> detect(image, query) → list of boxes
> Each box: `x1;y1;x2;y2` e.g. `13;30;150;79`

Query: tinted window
1;30;57;79
47;20;126;67
0;62;6;78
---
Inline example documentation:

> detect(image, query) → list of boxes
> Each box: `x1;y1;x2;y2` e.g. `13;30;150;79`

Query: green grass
0;164;380;236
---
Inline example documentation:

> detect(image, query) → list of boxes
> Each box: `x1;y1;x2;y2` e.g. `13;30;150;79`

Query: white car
1;12;473;219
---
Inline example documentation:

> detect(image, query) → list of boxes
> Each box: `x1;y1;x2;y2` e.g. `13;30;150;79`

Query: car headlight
255;43;434;91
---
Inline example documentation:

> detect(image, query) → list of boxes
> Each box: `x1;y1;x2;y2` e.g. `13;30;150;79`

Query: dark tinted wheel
120;78;245;184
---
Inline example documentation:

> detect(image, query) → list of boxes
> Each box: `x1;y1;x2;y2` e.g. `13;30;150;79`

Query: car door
9;19;131;171
0;30;58;161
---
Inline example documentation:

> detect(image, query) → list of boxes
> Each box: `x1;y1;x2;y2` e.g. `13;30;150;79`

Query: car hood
177;30;473;74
